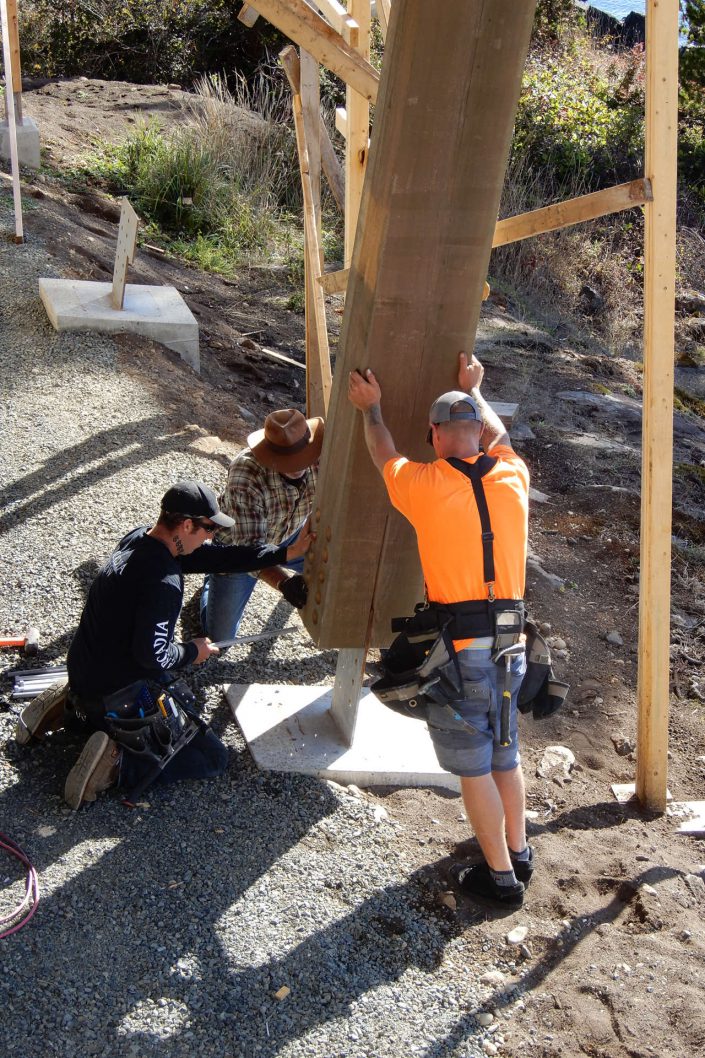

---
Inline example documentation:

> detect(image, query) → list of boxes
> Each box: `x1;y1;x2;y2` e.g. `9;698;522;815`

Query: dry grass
491;160;643;354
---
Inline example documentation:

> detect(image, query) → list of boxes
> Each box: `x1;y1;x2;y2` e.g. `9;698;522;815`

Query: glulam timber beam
302;0;538;648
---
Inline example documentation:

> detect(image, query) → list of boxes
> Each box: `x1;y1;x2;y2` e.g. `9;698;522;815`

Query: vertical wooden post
5;0;22;122
0;0;23;241
343;0;370;267
281;46;332;417
636;1;679;812
300;48;326;419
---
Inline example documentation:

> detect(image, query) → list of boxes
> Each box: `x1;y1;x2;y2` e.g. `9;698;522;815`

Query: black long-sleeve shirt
67;527;286;700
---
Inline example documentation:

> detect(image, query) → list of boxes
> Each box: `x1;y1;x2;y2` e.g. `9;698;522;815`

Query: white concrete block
226;682;460;791
0;116;41;169
38;278;200;372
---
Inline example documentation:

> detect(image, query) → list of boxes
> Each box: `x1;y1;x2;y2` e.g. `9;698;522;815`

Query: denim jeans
200;527;305;642
425;646;526;777
119;728;228;794
67;690;228;797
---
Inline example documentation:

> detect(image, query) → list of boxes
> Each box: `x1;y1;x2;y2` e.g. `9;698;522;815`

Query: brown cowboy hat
248;409;324;473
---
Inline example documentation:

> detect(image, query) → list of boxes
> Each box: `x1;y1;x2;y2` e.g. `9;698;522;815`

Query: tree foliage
19;1;284;85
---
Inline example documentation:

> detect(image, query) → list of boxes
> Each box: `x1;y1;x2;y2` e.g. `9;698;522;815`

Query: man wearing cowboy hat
200;408;324;643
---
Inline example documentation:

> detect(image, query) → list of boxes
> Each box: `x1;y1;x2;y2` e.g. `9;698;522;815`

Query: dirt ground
7;78;705;1058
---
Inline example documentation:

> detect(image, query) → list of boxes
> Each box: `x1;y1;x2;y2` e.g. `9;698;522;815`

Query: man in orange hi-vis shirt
348;352;532;909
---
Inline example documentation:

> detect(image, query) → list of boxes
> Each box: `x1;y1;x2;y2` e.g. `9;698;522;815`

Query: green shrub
19;0;284;85
514;50;644;186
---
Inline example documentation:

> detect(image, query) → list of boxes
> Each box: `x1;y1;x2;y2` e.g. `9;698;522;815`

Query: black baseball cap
426;391;481;444
160;480;235;528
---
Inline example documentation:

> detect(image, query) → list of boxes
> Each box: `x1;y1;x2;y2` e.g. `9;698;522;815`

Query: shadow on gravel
0;414;189;536
0;741;461;1058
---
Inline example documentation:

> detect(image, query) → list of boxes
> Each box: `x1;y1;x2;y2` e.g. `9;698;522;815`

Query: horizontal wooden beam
237;3;260;27
245;0;379;102
493;178;652;248
310;0;357;37
317;267;348;294
319;273;488;301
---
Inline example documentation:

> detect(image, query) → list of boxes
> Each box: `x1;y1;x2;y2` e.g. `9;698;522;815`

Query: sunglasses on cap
191;517;219;533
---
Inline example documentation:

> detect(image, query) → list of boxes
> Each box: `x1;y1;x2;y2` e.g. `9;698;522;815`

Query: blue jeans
67;690;228;797
119;728;228;794
200;527;305;642
426;646;526;777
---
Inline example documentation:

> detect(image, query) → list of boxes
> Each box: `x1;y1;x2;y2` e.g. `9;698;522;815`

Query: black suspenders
446;454;497;598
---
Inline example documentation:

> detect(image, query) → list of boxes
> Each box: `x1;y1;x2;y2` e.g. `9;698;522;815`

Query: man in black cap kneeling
15;479;311;808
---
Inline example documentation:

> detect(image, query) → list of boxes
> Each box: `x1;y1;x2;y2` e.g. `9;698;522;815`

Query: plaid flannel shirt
216;449;318;547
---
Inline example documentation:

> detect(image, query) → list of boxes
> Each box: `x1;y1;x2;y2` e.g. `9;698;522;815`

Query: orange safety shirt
383;447;529;649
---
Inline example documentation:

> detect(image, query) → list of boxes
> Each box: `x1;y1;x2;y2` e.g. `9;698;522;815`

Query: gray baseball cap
427;391;480;443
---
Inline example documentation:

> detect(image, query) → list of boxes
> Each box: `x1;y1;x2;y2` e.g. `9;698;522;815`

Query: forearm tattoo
364;404;383;426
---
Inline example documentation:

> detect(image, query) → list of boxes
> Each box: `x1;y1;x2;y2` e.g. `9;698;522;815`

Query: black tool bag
371;606;464;721
517;620;569;719
100;678;204;799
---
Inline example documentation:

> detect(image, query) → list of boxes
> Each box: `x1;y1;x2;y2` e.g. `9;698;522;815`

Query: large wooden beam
302;0;537;647
493;178;652;247
636;1;679;812
245;0;379;102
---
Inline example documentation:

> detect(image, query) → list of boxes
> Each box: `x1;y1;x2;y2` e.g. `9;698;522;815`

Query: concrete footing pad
0;116;41;169
38;279;200;371
226;682;460;791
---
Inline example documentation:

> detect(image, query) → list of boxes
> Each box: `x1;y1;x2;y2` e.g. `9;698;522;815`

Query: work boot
14;678;69;746
449;861;525;909
64;732;122;810
510;844;535;887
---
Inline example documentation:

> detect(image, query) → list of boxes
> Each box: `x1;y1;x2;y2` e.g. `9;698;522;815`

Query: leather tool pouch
517;620;570;719
371;606;464;721
101;679;202;771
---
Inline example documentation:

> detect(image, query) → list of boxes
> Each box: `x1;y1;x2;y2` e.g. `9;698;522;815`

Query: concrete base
0;116;41;169
667;801;705;834
226;682;460;792
38;279;200;372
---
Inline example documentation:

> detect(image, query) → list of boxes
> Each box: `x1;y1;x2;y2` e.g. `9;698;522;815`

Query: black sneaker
449;861;525;909
510;845;535;887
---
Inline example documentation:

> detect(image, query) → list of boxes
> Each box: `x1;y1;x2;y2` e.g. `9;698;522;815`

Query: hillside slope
1;78;704;1058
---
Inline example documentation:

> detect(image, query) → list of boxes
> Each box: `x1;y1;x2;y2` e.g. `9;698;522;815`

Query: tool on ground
0;627;40;656
211;626;298;650
9;665;67;700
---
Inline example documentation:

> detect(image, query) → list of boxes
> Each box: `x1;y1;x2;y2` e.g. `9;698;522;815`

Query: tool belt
517;620;570;720
372;452;567;737
372;605;464;722
99;678;205;801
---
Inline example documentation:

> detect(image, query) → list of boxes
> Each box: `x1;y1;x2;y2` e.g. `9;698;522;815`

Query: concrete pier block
0;116;41;169
38;279;200;372
226;682;460;791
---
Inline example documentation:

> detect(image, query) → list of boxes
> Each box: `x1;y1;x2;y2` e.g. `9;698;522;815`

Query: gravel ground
0;196;507;1058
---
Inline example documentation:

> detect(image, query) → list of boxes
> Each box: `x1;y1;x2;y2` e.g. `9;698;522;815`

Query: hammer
0;627;40;655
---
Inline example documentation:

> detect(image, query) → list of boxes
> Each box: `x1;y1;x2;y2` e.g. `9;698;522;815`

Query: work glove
280;573;308;608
